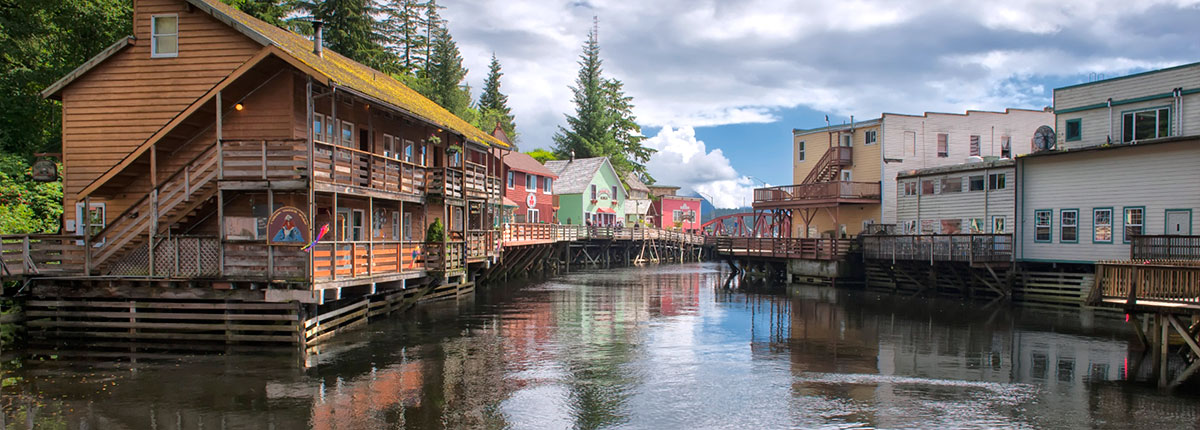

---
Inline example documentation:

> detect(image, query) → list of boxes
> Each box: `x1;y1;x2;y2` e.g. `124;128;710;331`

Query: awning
596;207;615;214
502;197;518;207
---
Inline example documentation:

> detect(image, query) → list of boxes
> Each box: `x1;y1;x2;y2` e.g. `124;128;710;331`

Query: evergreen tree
552;19;653;179
477;54;517;142
299;0;394;72
222;0;295;28
379;0;427;75
424;26;471;117
421;0;445;73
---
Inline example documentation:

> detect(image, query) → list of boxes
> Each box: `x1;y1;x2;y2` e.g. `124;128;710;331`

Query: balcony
427;167;465;199
312;140;427;197
753;181;881;209
861;234;1013;265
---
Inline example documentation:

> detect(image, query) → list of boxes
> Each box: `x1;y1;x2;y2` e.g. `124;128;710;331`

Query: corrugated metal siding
1017;140;1200;263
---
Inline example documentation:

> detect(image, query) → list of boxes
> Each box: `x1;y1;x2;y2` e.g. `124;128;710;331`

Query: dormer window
152;15;179;58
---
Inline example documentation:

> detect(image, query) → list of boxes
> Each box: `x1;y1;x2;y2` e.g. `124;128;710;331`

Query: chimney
570;150;575;162
313;20;324;57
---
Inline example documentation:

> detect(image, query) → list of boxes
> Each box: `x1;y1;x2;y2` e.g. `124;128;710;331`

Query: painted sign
267;206;310;245
598;190;611;200
526;193;537;208
31;159;57;182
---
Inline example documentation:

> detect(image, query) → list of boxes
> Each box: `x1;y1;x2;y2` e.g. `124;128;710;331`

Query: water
4;262;1200;429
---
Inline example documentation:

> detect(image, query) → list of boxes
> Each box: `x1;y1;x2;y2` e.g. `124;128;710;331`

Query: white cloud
644;126;758;209
442;0;1200;151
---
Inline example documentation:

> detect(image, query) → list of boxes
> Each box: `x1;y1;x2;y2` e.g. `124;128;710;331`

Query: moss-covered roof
189;0;508;148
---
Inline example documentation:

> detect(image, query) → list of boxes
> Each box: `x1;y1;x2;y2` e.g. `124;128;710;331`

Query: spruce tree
379;0;427;75
301;0;394;72
477;54;517;142
425;26;471;117
223;0;294;28
603;78;652;179
552;22;613;160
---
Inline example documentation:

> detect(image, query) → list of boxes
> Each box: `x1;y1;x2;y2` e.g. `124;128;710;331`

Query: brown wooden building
31;0;506;305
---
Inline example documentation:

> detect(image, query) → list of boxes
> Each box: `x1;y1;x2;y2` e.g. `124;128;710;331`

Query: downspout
1107;98;1113;143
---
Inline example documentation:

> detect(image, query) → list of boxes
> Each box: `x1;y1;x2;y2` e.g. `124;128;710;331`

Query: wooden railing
221;139;307;180
466;230;499;260
753;181;881;206
463;162;489;199
713;237;851;260
428;167;465;199
861;234;1013;264
1131;235;1200;260
802;146;852;184
313;140;427;195
1089;260;1200;309
311;241;425;282
424;241;465;272
0;235;85;278
500;224;708;246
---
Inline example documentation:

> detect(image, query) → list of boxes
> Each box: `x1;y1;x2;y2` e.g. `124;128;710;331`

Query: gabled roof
43;0;507;150
543;157;621;195
502;151;557;178
624;172;649;193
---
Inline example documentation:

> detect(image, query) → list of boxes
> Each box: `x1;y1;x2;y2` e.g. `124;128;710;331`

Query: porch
752;181;881;209
861;234;1013;266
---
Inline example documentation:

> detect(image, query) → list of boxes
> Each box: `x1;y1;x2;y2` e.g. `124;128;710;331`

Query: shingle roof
502;151;557;178
624;173;649;193
544;157;612;195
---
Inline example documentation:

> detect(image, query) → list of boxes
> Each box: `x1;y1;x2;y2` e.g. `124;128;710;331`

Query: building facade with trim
544;157;628;226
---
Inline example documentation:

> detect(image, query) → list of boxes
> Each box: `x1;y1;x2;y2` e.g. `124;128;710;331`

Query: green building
544;157;628;226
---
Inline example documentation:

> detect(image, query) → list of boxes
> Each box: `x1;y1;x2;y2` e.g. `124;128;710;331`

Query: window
507;171;514;189
921;219;938;234
418;143;426;166
404;140;414;162
673;209;683;221
921;180;935;195
1065;119;1082;142
992;216;1006;234
1001;136;1012;158
392;212;400;239
340;121;355;147
403;212;413;240
527;209;540;223
988;173;1006;190
351;209;365;241
1122;108;1170;142
383;134;395;158
969;135;981;156
1093;208;1113;243
797;141;805;161
903;182;917;196
583;212;590;224
937;133;949;157
590;185;597;200
904;220;917;234
940;177;962;193
611;185;618;200
75;202;106;237
313;114;325;143
1123;207;1144;243
526;173;536;191
543;177;552;193
969;175;984;191
968;218;985;234
865;130;877;145
841;170;852;181
841;133;852;147
151;15;179;57
1060;209;1078;243
941;219;962;234
1034;210;1052;242
449;151;462;168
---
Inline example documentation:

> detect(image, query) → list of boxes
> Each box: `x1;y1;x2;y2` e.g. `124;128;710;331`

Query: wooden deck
752;181;881;209
1130;235;1200;260
500;223;707;247
862;234;1012;265
712;237;851;261
1089;260;1200;312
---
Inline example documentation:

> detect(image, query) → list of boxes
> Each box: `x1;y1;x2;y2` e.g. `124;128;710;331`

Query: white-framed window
841;133;852;147
1001;136;1012;158
404;139;414;162
351;209;365;241
903;181;917;196
506;171;515;189
525;173;536;191
543;177;552;193
864;130;877;145
797;141;805;161
992;216;1006;234
313;114;326;143
937;133;949;157
921;179;935;195
1093;208;1113;243
383;134;395;158
151;15;179;58
841;170;852;181
968;218;985;234
418;143;426;166
527;208;540;223
904;220;917;234
403;212;413;241
340;121;355;147
941;177;962;193
1122;107;1170;142
1034;210;1052;242
969;175;985;191
611;185;618;200
392;211;400;239
673;209;683;221
988;173;1006;190
452;206;464;232
969;135;981;157
1060;209;1078;243
1123;207;1144;243
590;185;597;200
74;202;106;237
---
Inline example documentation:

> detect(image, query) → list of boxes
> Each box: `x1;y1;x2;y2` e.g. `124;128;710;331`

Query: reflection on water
5;262;1200;429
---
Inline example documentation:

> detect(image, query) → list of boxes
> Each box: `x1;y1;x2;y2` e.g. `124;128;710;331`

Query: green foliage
476;54;517;142
221;0;295;28
552;20;654;181
526;149;558;163
297;0;395;73
379;0;430;75
424;25;472;117
0;0;130;157
425;217;445;243
0;156;63;235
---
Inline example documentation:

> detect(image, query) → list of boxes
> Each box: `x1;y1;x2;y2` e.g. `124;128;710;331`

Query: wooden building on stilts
13;0;507;346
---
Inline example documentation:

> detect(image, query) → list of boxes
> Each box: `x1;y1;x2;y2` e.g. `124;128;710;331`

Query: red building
499;151;558;223
649;185;703;232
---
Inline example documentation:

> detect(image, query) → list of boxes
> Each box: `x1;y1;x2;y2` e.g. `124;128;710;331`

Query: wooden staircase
802;146;852;184
89;141;221;273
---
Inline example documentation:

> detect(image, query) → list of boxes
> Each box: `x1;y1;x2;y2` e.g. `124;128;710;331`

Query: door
1166;210;1191;235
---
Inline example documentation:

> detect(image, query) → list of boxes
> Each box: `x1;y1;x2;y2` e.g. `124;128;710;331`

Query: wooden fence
713;237;851;260
1130;235;1200;260
0;235;84;278
861;234;1013;264
500;223;707;246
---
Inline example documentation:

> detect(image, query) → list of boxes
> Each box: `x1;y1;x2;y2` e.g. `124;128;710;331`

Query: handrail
753;181;881;205
802;146;852;184
89;140;218;241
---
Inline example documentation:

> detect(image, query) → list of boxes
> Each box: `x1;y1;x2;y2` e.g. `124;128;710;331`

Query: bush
425;218;445;244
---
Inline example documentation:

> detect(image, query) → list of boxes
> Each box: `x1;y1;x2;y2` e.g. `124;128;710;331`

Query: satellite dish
1032;125;1056;152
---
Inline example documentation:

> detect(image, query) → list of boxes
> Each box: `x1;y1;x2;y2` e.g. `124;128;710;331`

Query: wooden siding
792;124;882;184
895;166;1015;234
1017;140;1200;263
61;0;262;228
879;110;1053;225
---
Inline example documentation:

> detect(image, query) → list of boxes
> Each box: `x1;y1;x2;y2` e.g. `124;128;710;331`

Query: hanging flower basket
427;134;443;146
446;144;462;154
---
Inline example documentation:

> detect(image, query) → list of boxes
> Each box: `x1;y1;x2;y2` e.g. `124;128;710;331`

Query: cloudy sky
442;0;1200;208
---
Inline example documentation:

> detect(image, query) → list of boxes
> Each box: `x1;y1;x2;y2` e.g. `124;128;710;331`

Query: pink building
648;185;702;232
